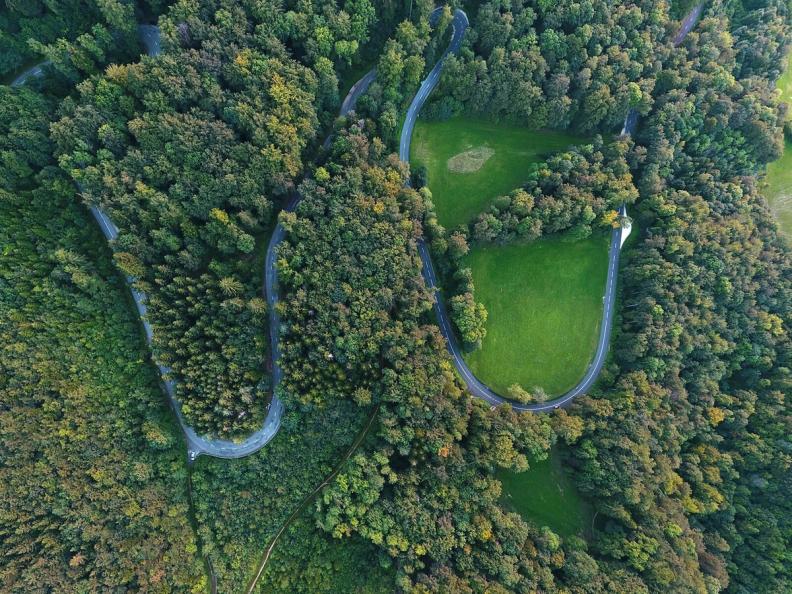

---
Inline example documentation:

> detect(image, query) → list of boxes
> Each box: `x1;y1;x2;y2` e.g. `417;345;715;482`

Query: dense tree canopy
0;0;163;81
467;137;637;243
0;84;204;593
426;0;668;132
52;1;329;437
570;4;791;592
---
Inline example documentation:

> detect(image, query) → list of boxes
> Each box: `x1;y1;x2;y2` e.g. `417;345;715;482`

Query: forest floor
410;117;583;229
462;234;609;396
498;448;590;538
763;59;792;239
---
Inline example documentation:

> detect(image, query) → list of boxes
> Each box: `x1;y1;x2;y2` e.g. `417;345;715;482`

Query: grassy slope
411;117;583;228
463;234;609;396
764;142;792;238
498;449;589;538
763;58;792;239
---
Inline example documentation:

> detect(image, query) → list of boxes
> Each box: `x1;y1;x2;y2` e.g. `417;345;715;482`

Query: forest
1;0;790;593
0;83;205;591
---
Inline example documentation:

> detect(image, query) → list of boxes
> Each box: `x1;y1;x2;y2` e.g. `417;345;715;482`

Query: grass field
498;448;589;538
763;58;792;238
764;140;792;239
411;117;584;228
776;55;792;105
462;234;609;397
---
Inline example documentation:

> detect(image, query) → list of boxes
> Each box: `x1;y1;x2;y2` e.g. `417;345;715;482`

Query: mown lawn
498;448;589;538
776;54;792;105
763;59;792;239
411;117;584;229
462;234;609;397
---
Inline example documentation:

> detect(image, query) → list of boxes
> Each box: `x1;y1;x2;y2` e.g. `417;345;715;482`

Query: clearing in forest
498;448;590;539
763;59;792;238
411;117;583;229
463;234;609;398
764;143;792;239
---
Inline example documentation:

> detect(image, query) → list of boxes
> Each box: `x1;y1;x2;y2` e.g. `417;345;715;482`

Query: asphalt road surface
674;4;704;46
400;5;703;411
9;62;50;86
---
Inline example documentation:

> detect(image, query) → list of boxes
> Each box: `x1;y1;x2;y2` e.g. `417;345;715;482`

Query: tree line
425;0;666;132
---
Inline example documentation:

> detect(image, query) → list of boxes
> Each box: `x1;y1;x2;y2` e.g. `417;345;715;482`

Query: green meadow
498;449;590;538
764;59;792;238
463;235;609;397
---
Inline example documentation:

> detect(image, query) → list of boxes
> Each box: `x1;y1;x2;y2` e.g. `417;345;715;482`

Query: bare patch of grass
447;146;494;173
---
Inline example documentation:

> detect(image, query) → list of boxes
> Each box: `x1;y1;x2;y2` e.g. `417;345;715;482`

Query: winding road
7;6;706;590
9;5;704;451
398;5;702;411
399;8;625;411
10;25;286;460
9;23;381;461
244;8;706;589
99;25;285;460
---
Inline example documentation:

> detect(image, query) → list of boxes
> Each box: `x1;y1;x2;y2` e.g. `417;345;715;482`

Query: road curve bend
9;25;286;460
400;5;702;412
96;26;285;460
9;24;382;460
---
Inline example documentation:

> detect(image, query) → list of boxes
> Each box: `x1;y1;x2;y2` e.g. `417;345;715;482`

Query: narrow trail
187;467;219;594
243;405;381;594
